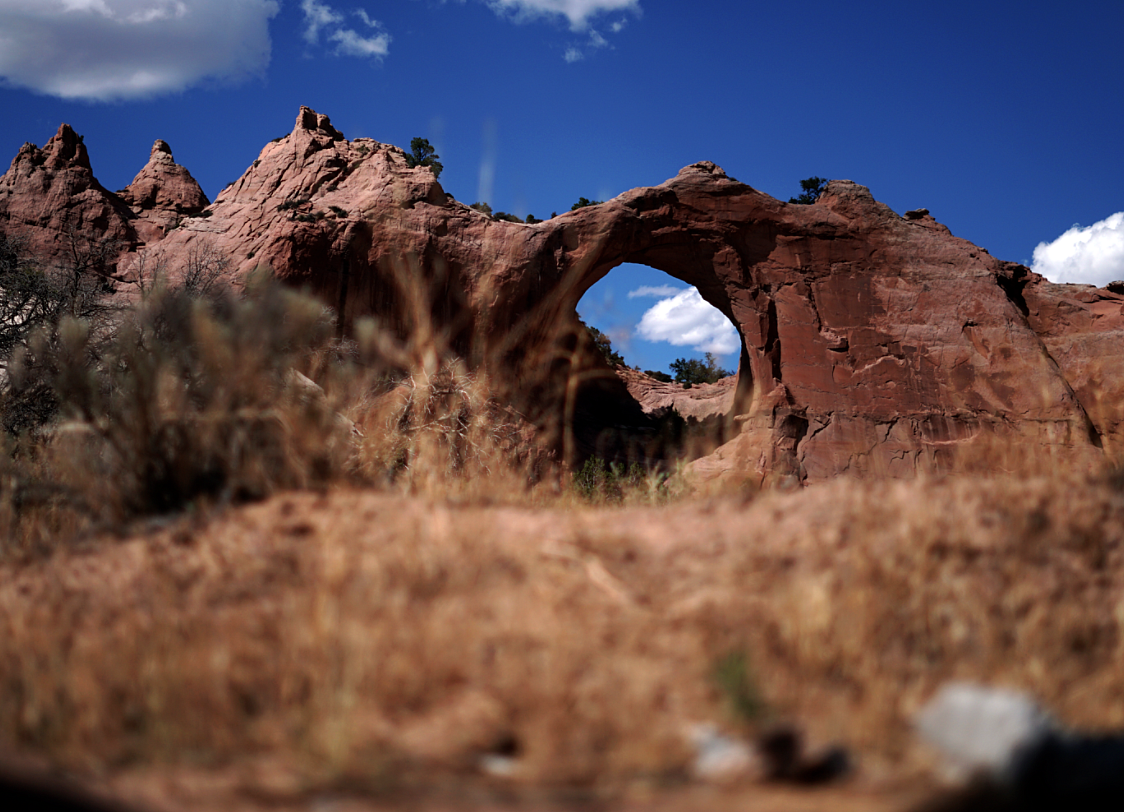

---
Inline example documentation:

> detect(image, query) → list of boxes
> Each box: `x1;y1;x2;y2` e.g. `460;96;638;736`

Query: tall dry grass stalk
0;279;360;553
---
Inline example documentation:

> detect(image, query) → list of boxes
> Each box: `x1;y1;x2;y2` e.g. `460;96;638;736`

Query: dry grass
2;472;1124;806
3;261;1124;810
0;275;568;555
0;259;704;560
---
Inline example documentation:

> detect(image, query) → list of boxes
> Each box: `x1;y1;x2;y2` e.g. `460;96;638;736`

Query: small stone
687;723;758;782
915;682;1055;784
478;754;518;778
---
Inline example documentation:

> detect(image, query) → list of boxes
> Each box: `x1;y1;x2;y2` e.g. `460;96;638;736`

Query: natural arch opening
570;261;748;465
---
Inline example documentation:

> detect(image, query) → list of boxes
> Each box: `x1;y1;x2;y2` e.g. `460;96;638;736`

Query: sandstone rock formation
1021;280;1124;454
617;368;736;423
5;107;1124;485
0;128;208;283
0;123;136;270
147;107;458;296
117;139;209;245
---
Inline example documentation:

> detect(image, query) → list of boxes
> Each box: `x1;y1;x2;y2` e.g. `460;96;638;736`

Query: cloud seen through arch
632;286;740;357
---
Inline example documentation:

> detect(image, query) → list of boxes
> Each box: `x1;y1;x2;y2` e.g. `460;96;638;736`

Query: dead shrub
0;280;357;547
348;360;545;497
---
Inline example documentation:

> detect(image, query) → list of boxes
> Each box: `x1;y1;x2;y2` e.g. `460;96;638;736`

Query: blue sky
1;1;1122;375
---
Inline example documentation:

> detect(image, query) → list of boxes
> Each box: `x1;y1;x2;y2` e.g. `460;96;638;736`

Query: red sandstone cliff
0;125;208;277
3;108;1123;485
117;139;209;246
0;124;137;269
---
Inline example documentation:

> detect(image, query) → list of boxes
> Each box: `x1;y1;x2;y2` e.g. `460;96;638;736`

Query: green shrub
583;321;625;367
712;651;768;725
277;197;310;212
404;137;443;178
670;352;731;385
788;177;827;204
572;456;646;503
570;197;603;211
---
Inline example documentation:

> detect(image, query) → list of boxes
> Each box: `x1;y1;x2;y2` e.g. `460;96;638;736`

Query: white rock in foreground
915;682;1056;783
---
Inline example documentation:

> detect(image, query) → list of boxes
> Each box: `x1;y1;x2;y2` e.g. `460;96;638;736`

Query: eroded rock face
0;124;137;268
5;108;1124;484
117;139;209;245
146;106;458;295
1021;281;1124;458
617;368;736;423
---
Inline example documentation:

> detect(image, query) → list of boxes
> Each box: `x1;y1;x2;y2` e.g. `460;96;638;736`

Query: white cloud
354;8;378;27
300;0;342;44
329;25;389;57
301;0;389;58
1031;213;1124;287
0;0;278;101
636;288;740;356
485;0;639;30
628;284;683;299
562;24;612;62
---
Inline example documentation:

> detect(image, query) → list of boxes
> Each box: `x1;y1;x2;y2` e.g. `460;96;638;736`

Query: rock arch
144;119;1118;483
8;108;1123;485
457;162;1112;483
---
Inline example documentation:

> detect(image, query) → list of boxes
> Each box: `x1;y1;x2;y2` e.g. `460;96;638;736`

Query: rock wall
4;107;1124;485
0;125;207;276
0;124;137;267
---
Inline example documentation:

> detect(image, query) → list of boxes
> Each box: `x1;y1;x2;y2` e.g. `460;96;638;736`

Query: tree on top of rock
405;137;443;178
789;177;827;204
570;197;603;211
